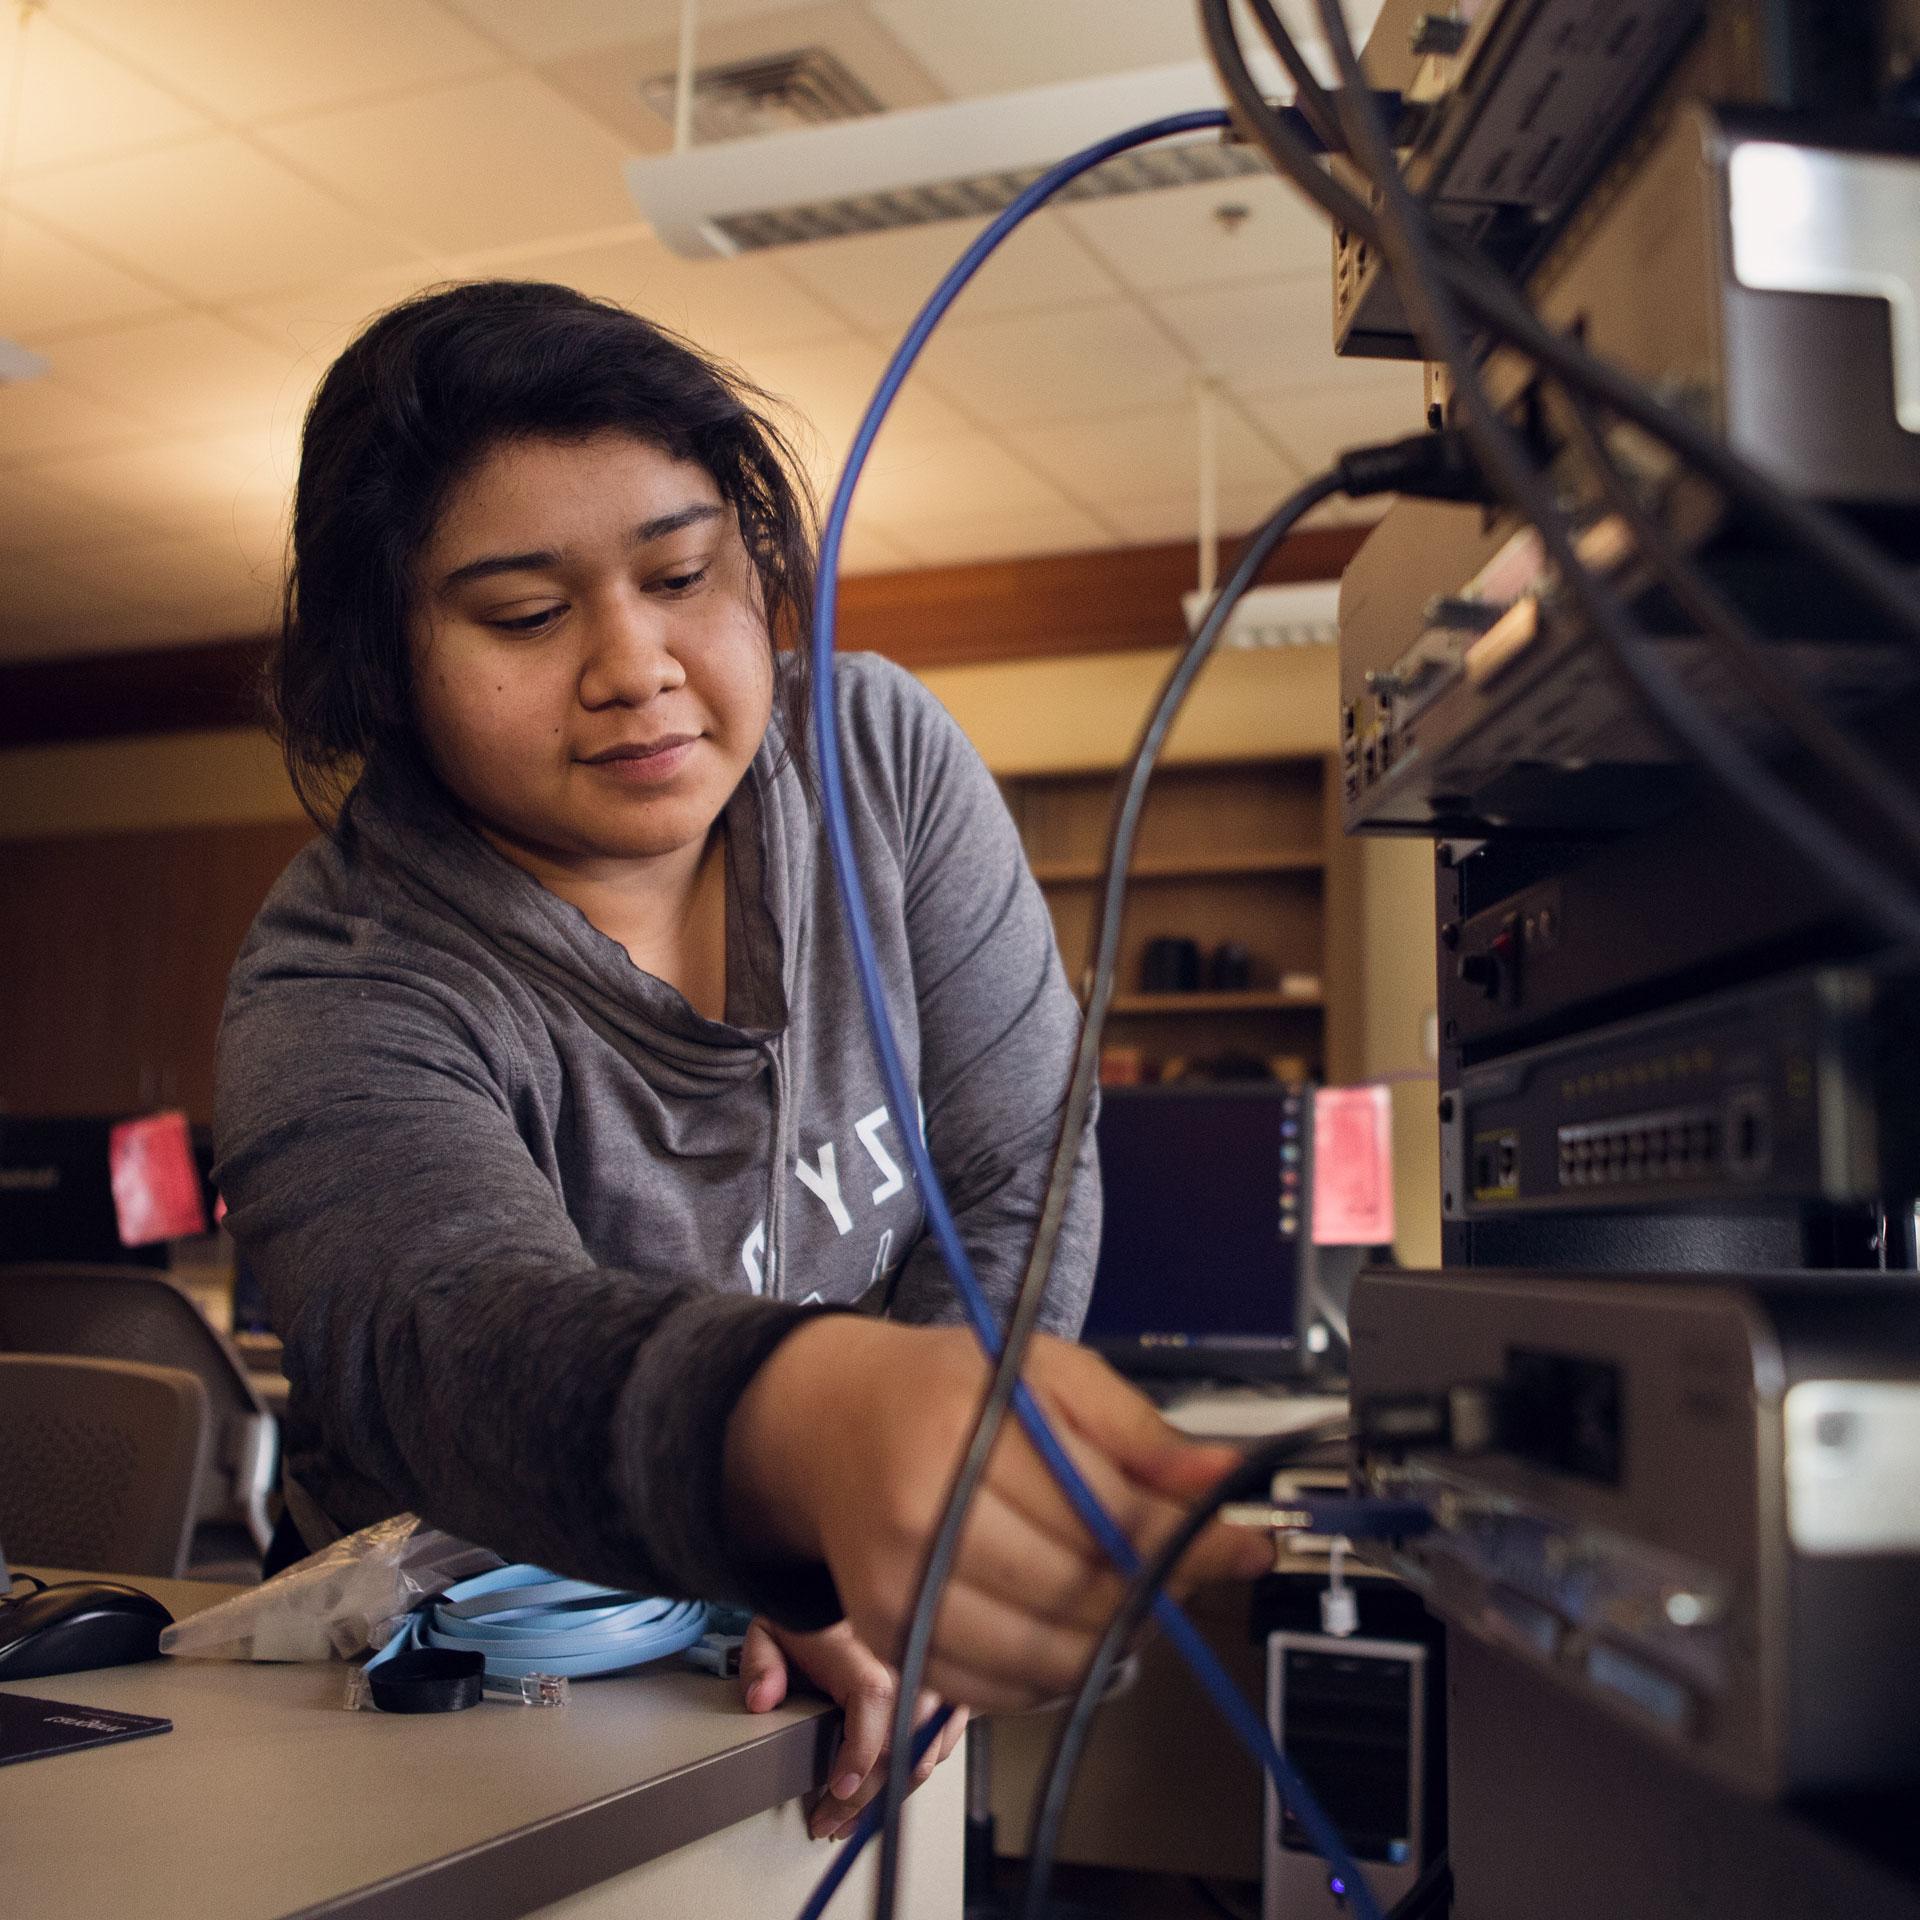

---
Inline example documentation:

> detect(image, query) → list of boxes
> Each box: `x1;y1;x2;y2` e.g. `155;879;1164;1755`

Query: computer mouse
0;1581;174;1681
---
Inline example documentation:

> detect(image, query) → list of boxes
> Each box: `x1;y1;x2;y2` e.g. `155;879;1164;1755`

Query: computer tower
1263;1632;1431;1917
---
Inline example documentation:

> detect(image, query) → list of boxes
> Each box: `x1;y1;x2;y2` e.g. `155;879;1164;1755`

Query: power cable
1246;0;1346;152
868;460;1340;1916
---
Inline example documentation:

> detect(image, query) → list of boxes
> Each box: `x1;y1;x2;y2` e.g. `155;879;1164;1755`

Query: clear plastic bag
158;1515;506;1663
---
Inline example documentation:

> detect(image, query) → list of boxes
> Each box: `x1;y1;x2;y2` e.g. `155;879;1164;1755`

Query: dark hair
269;279;817;826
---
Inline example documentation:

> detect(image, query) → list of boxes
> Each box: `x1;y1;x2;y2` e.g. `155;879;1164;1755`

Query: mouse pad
0;1691;172;1766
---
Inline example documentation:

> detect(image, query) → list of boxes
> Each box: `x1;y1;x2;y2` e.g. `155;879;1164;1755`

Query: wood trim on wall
0;525;1374;752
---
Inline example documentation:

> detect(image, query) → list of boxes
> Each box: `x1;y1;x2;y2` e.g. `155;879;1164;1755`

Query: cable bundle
796;9;1920;1918
366;1565;709;1682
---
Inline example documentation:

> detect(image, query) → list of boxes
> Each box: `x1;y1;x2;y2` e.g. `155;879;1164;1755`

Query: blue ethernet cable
802;110;1382;1920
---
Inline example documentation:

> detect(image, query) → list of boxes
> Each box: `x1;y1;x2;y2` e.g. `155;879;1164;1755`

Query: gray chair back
0;1353;209;1578
0;1263;277;1558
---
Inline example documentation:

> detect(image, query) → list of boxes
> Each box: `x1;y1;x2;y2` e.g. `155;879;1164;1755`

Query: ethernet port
1725;1088;1771;1177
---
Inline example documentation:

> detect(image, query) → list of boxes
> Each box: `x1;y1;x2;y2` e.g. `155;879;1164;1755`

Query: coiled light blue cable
802;108;1381;1920
366;1565;709;1681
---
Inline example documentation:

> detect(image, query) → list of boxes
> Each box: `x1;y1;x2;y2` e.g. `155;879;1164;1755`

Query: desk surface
5;1569;836;1920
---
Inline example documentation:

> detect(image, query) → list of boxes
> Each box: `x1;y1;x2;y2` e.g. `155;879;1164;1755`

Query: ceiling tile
736;335;968;465
0;214;176;341
1242;364;1427;470
0;375;159;466
863;0;1203;96
12;135;425;305
29;436;285;544
233;267;462;390
913;300;1192;427
1;11;214;173
1151;271;1350;392
258;74;639;256
53;0;505;122
880;502;1117;568
39;314;318;435
1062;173;1330;298
72;532;282;623
777;209;1124;337
851;428;1080;528
0;465;148;554
1005;401;1294;510
436;0;733;63
833;523;915;576
0;548;152;624
485;233;846;358
1100;484;1310;547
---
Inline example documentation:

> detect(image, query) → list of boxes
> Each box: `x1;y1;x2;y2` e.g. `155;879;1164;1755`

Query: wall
0;646;1342;841
0;726;302;840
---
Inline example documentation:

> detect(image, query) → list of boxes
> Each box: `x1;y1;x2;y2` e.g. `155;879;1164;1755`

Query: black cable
869;421;1487;1916
1551;381;1920;871
1019;1421;1351;1920
870;465;1345;1920
1201;0;1920;951
1385;1852;1453;1920
1244;0;1346;153
1190;1874;1263;1920
1196;0;1920;659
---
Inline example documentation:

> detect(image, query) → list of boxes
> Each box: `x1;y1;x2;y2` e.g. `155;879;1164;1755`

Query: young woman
216;280;1268;1838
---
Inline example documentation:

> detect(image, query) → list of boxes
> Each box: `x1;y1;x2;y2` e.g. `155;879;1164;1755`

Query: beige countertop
5;1568;838;1920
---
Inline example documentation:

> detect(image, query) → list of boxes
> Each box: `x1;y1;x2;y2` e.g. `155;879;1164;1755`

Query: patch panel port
1725;1087;1771;1177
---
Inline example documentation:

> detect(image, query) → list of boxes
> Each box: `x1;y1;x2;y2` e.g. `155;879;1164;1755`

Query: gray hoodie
215;653;1097;1625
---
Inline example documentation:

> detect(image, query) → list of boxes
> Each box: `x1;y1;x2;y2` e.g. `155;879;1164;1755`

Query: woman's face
408;430;775;874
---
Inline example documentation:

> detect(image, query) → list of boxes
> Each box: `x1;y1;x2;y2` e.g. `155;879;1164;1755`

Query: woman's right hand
723;1317;1274;1712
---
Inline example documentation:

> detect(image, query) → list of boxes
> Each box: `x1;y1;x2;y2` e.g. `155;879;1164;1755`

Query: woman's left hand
738;1616;970;1840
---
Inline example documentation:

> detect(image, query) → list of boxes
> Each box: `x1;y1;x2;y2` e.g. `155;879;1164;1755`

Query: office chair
0;1262;278;1567
0;1353;209;1579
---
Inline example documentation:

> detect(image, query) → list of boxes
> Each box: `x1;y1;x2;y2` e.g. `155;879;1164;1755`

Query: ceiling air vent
640;48;882;145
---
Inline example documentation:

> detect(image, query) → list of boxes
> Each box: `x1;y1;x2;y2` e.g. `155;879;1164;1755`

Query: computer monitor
1081;1082;1349;1382
0;1117;178;1268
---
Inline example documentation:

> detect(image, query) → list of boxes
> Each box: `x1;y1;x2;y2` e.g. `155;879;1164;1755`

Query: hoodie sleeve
215;948;843;1628
844;660;1101;1337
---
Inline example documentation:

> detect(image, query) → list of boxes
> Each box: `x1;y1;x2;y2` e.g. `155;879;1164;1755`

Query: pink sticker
109;1111;208;1247
1311;1085;1395;1246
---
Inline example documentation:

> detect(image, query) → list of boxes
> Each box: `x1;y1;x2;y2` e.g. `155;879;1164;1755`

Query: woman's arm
216;965;839;1622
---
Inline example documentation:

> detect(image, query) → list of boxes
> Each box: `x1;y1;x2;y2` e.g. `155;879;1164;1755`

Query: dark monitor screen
0;1117;175;1268
1081;1083;1308;1373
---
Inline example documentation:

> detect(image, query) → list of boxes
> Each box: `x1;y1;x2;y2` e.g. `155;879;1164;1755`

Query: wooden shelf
1109;990;1324;1014
1029;851;1324;884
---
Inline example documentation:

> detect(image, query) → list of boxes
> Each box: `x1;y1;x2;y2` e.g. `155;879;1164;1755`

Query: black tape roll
366;1647;485;1713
